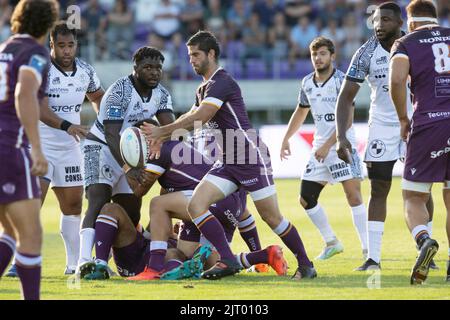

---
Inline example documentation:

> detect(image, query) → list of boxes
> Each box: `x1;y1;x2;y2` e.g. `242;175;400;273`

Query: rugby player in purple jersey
390;0;450;284
141;31;315;280
0;0;59;300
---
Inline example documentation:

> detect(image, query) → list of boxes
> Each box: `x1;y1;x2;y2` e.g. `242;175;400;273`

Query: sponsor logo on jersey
324;113;335;122
28;54;47;74
52;77;60;85
410;168;417;175
48;87;69;94
51;104;81;113
0;53;13;61
419;35;450;44
376;56;388;65
75;86;88;92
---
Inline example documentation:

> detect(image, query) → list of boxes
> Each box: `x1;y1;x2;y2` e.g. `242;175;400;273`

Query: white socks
78;228;95;266
351;204;368;251
367;221;384;263
305;204;336;244
60;214;81;270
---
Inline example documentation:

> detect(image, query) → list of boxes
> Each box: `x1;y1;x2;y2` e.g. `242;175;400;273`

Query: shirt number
432;43;450;73
0;62;8;102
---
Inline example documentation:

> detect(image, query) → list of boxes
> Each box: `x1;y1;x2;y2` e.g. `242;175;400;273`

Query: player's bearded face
188;46;210;75
52;33;77;68
311;47;332;73
373;9;401;41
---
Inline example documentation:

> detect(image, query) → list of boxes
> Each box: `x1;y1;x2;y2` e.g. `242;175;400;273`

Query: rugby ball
120;127;148;168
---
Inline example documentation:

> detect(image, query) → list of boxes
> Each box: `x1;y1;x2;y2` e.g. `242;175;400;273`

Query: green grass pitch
1;178;449;300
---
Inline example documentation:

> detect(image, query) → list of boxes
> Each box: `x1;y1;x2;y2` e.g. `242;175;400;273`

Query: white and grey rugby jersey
346;35;412;126
90;75;173;143
40;58;101;150
298;68;356;151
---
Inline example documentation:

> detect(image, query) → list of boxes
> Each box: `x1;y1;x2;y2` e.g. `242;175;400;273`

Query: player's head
309;37;335;73
372;2;403;41
132;46;165;89
50;22;77;68
10;0;59;40
186;31;220;76
406;0;438;32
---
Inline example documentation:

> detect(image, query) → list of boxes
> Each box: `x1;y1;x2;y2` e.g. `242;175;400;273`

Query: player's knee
300;180;324;210
260;212;282;228
149;197;164;217
18;224;43;251
370;180;391;200
344;189;362;207
187;200;206;219
99;203;124;221
60;201;82;215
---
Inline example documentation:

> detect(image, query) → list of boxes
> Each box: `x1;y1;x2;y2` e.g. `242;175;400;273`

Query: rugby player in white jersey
335;2;434;271
280;37;367;262
5;22;104;277
77;47;175;274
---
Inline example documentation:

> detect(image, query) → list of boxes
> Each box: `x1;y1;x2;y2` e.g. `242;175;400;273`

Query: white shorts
365;123;405;162
83;139;132;196
42;145;84;188
302;149;364;184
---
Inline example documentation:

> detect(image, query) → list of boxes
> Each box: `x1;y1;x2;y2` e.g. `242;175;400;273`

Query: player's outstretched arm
15;69;48;176
335;80;360;163
389;56;410;141
280;106;309;160
142;103;218;159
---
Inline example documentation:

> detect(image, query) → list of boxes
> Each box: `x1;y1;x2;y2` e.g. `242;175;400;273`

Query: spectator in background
284;0;312;27
204;0;227;44
153;0;181;40
268;11;290;61
0;0;11;43
317;1;347;27
180;0;204;38
240;12;269;76
253;0;284;28
321;19;345;63
148;32;174;83
289;16;318;62
227;0;250;41
107;0;133;60
82;0;107;60
341;14;364;60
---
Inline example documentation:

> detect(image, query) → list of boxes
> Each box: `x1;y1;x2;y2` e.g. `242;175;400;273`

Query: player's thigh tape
367;160;396;181
300;180;325;209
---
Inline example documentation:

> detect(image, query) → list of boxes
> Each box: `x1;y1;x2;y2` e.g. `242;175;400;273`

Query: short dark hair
309;37;335;55
10;0;59;38
133;46;165;65
50;21;77;42
378;2;402;18
406;0;437;18
186;31;221;62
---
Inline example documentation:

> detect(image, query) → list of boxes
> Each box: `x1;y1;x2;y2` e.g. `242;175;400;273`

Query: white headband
408;16;438;23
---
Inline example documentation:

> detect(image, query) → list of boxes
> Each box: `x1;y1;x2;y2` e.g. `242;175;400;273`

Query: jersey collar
313;68;336;88
129;75;153;103
51;59;77;77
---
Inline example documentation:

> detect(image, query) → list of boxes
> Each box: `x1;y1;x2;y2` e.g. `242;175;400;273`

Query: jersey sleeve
85;62;102;93
391;39;409;60
103;78;131;121
156;86;174;115
297;78;310;108
202;78;231;109
345;39;376;83
18;46;50;97
144;141;172;175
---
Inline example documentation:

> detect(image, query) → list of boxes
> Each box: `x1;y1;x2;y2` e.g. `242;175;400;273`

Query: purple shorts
205;159;276;201
179;190;247;244
113;232;150;277
112;232;177;277
403;121;450;182
0;146;41;205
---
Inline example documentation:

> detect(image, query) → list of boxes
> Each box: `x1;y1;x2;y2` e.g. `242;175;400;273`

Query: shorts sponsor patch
368;139;386;158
